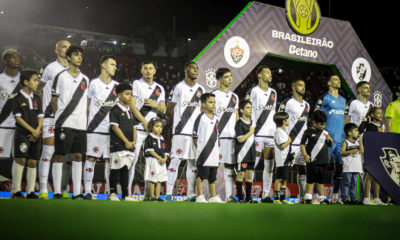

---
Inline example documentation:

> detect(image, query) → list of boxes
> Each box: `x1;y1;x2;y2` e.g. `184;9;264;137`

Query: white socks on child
262;159;274;199
12;163;24;193
72;161;82;197
84;161;95;194
26;167;37;193
39;145;54;193
104;162;110;194
166;158;181;195
186;159;197;197
224;168;234;199
52;162;63;194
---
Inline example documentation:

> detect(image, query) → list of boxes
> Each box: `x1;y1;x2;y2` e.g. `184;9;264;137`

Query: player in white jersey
278;79;310;202
245;66;277;202
84;55;119;199
38;40;71;199
51;46;89;199
128;61;166;197
0;49;20;160
166;62;205;202
212;68;239;202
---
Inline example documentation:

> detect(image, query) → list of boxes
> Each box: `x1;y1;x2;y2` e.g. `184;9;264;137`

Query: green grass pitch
0;199;398;239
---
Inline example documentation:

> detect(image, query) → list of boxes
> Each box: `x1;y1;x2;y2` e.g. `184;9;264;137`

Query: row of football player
0;42;390;204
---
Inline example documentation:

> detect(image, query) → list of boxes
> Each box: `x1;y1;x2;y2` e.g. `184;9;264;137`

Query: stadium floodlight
187;38;191;42
121;42;126;46
67;35;72;39
113;40;117;45
0;11;4;14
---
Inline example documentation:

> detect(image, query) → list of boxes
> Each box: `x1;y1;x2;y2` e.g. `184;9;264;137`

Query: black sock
245;182;252;201
120;166;129;198
236;181;243;200
280;188;286;201
274;191;280;200
110;169;119;194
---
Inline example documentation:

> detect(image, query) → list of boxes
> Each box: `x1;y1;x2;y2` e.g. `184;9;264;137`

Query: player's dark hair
141;60;157;69
273;112;289;127
356;81;369;93
256;65;270;77
216;68;230;80
147;118;163;134
344;123;358;137
312;110;327;124
100;55;116;65
66;45;83;58
291;79;304;88
239;99;252;110
370;106;382;120
20;69;39;86
200;93;215;103
115;82;131;94
184;61;197;70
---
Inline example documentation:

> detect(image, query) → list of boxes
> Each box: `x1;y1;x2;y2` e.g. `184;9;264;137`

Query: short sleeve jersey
300;128;330;164
315;92;346;143
246;85;277;137
278;97;309;145
144;133;169;158
52;70;89;130
274;128;290;165
0;72;20;128
345;99;373;132
131;78;166;131
385;100;400;134
109;103;137;153
12;90;43;135
235;118;256;164
193;112;219;167
168;80;205;135
212;89;238;138
40;60;68;125
87;78;119;134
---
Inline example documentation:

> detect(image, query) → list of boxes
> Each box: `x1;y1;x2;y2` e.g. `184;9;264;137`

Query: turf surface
0;199;398;239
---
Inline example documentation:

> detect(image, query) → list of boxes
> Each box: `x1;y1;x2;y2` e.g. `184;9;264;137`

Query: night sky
1;0;399;66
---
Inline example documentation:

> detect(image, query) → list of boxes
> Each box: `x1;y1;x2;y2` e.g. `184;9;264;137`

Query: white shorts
87;133;110;159
110;150;135;170
42;125;55;139
144;157;168;182
170;135;195;160
255;136;274;152
219;139;235;164
0;128;14;159
292;145;306;166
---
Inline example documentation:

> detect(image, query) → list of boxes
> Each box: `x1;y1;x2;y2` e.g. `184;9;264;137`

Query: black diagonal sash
197;122;218;166
45;70;67;118
174;87;202;134
218;94;236;135
255;93;275;135
139;85;162;119
0;83;20;125
55;78;87;128
289;105;308;141
87;87;117;133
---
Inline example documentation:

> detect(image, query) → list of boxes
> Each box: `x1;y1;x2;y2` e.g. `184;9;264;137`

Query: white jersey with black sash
193;112;219;167
235;118;256;164
246;85;277;138
279;97;309;146
0;72;20;129
168;80;205;136
52;70;89;130
345;99;373;133
300;128;330;164
87;77;118;134
212;89;238;139
342;139;363;173
131;78;165;131
41;60;68;126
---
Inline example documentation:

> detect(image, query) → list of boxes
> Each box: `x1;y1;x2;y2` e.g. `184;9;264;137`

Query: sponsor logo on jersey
257;104;274;111
286;0;321;35
96;100;116;107
328;109;345;115
217;107;235;113
0;92;18;100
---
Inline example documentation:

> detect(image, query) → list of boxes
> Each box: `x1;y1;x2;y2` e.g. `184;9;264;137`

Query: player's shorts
144;157;168;183
0;128;14;159
328;141;343;165
276;166;290;181
87;133;110;159
14;130;40;160
292;145;306;166
55;128;87;155
170;134;195;160
110;150;135;170
219;138;235;164
196;165;218;182
42;125;55;139
235;161;255;171
306;163;327;184
255;136;274;152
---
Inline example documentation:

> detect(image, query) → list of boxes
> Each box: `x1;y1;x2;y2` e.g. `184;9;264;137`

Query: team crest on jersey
59;132;66;140
20;143;28;153
33;101;38;109
177;149;182;155
21;102;27;107
81;81;87;91
380;147;400;186
197;90;202;99
162;143;166;148
205;68;217;88
113;89;117;96
155;89;161;96
93;147;99;153
219;154;222;160
280;104;285;110
130;112;134;118
341;100;344;105
271;93;275;101
232;96;237;104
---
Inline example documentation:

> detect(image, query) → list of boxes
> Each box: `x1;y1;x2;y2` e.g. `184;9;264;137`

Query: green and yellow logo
286;0;321;35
